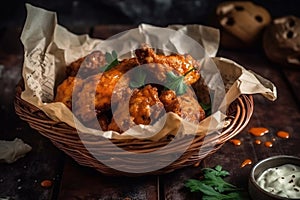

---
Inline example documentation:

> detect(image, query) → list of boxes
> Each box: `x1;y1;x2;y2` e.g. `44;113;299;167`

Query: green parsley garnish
129;67;147;88
165;67;196;95
200;102;212;116
165;71;187;95
100;50;119;72
185;165;247;200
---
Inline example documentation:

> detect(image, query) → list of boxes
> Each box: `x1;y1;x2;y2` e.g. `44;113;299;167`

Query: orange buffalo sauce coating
277;131;290;139
241;159;252;168
248;127;269;137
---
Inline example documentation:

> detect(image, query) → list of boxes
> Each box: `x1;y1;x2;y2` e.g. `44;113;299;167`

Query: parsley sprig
100;50;119;72
129;67;146;88
165;67;196;95
128;66;196;95
200;102;212;116
185;165;247;200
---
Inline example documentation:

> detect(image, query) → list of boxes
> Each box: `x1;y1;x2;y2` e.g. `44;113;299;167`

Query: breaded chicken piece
66;51;106;78
192;76;211;106
107;109;135;133
73;73;101;122
54;76;83;109
66;57;85;77
97;114;110;131
159;90;181;116
57;45;208;132
108;85;164;132
74;58;139;123
84;113;110;131
159;90;206;123
129;85;164;125
135;45;200;85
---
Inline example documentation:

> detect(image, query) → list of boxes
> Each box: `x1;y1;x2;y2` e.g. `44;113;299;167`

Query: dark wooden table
0;24;300;200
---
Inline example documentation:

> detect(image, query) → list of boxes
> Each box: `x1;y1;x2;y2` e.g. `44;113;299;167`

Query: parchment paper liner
19;4;277;141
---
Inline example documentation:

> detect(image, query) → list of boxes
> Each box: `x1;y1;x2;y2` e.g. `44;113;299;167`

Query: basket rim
14;78;254;176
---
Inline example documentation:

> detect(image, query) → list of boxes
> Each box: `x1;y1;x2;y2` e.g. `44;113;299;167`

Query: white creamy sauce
256;164;300;199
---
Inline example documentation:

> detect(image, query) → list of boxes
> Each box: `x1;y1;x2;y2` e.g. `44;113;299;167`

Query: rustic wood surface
0;24;300;200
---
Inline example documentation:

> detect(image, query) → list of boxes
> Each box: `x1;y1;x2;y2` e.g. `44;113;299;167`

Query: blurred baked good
263;15;300;67
216;1;271;48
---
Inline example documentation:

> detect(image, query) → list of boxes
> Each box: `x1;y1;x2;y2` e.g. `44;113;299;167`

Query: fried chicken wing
178;92;206;123
66;57;85;77
129;85;164;125
108;85;164;132
74;58;139;123
97;114;110;131
159;90;206;123
56;44;209;132
73;73;100;122
192;76;211;105
135;45;201;85
108;108;135;133
107;118;121;132
159;90;181;116
66;51;106;78
80;112;110;131
54;76;83;109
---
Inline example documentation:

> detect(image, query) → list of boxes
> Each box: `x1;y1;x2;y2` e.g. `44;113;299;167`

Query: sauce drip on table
41;180;52;188
254;139;262;145
248;127;269;137
264;141;273;148
230;139;241;146
277;131;290;139
241;159;252;168
238;127;290;169
193;161;200;167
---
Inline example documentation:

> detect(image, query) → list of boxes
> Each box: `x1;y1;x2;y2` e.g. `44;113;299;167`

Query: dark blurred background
0;0;300;121
1;0;300;31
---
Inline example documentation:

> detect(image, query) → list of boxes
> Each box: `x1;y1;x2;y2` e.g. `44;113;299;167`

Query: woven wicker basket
14;79;254;176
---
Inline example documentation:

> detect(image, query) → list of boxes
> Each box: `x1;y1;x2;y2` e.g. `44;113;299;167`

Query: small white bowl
248;155;300;200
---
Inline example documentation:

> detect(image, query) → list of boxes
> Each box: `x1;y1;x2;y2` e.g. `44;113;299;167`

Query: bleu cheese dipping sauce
256;164;300;199
249;155;300;200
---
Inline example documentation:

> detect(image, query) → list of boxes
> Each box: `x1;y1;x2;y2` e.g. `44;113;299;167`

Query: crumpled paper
0;138;32;163
19;4;277;141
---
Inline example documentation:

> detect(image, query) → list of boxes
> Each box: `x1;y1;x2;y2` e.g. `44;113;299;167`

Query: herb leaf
165;71;187;95
202;165;230;177
100;50;119;72
200;102;212;116
165;67;196;96
129;67;146;88
185;165;246;200
185;179;221;196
